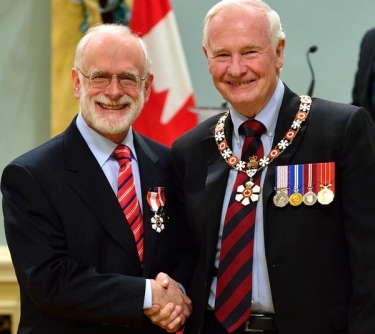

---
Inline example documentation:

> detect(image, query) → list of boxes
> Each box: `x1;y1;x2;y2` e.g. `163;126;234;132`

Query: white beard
80;89;145;135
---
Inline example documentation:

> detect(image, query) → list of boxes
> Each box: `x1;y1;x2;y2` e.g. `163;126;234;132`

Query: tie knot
240;119;265;138
113;145;131;166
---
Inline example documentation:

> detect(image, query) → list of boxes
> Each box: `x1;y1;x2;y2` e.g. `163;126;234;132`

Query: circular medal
303;190;317;206
273;192;289;208
317;188;334;205
289;192;303;206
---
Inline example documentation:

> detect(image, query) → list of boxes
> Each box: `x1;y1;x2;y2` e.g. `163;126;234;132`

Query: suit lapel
263;85;311;206
202;114;231;268
133;132;164;274
63;120;141;269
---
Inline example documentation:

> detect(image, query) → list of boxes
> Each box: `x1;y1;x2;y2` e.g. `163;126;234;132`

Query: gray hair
203;0;285;51
74;24;151;76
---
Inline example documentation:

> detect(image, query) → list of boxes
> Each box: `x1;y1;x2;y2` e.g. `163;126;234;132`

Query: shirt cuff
143;279;152;309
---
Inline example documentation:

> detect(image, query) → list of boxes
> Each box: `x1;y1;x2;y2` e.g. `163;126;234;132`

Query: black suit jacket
171;85;375;334
1;118;180;334
352;27;375;122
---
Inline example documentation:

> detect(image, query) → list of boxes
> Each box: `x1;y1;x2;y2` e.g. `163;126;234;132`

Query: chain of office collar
214;95;312;176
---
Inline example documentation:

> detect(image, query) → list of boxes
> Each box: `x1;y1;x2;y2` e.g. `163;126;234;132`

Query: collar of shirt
76;112;138;165
230;79;284;149
76;113;143;205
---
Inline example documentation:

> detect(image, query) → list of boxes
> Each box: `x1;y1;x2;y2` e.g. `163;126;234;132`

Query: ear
275;39;286;70
71;68;81;99
202;44;209;59
143;72;154;103
202;45;213;74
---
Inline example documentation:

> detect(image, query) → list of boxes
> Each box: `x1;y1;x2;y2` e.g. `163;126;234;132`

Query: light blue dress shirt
76;113;152;309
208;80;284;313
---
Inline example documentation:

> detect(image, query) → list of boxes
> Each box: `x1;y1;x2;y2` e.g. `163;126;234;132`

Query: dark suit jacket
1;118;180;334
171;85;375;334
352;27;375;122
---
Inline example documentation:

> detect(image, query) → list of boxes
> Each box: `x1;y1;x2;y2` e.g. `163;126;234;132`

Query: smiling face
203;5;285;117
71;33;153;143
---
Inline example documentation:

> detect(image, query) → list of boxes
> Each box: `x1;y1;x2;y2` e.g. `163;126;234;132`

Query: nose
227;54;247;77
105;75;123;99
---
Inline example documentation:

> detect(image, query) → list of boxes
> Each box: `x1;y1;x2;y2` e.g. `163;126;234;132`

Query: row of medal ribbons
273;162;335;207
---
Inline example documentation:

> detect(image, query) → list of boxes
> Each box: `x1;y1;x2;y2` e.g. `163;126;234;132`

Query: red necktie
113;145;144;265
215;120;265;333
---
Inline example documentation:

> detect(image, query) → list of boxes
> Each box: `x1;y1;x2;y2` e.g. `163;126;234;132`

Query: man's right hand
144;273;192;332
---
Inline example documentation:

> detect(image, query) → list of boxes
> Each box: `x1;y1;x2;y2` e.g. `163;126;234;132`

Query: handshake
144;273;192;333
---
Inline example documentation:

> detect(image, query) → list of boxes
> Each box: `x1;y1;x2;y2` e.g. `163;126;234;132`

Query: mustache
94;95;134;105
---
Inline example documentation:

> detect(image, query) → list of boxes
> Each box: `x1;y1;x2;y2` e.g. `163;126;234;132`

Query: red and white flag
130;0;197;147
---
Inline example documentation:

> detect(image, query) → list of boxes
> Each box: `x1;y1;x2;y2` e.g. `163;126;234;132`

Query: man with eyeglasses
1;24;191;334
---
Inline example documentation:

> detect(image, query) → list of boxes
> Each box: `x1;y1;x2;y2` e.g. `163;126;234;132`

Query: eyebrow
89;70;139;76
210;43;264;56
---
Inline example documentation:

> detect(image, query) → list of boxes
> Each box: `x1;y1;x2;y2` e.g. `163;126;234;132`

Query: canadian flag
130;0;198;147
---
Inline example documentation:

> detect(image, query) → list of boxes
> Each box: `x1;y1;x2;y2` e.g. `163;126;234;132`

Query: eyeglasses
77;68;148;90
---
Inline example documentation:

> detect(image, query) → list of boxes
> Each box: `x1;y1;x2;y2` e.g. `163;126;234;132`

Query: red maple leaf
133;86;197;147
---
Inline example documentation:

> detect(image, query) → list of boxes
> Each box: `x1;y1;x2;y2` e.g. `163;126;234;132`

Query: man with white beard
1;24;191;334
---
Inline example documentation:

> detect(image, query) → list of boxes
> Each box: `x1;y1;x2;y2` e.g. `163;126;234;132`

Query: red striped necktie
113;145;144;265
215;120;265;332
